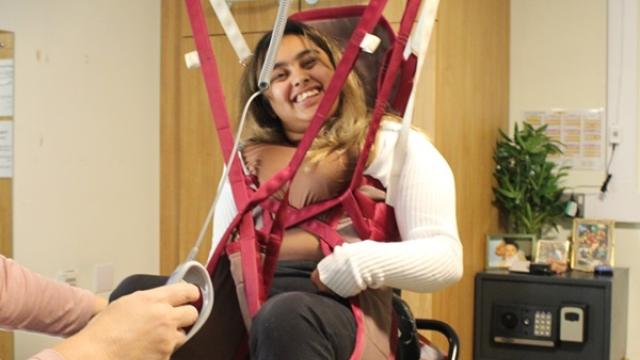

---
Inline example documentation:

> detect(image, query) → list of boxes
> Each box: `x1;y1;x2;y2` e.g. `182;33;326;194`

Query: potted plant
492;122;569;238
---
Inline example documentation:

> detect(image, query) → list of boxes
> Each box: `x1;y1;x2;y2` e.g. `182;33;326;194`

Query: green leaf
492;122;571;236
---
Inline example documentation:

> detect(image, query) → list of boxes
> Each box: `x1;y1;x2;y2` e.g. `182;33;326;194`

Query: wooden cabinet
161;1;509;358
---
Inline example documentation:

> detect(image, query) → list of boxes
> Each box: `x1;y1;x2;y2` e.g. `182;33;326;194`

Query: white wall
0;1;160;358
615;224;640;359
510;0;607;189
512;1;639;358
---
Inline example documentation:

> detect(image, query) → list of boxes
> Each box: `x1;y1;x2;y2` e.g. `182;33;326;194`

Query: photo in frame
534;240;570;264
486;234;536;269
571;218;615;272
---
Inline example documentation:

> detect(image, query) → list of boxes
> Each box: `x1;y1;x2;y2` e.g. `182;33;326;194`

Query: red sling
183;1;423;358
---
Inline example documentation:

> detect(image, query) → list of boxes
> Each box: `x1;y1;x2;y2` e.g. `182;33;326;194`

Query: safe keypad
534;311;553;337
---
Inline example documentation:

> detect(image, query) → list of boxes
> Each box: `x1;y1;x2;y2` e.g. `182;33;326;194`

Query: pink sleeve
0;255;95;337
29;349;66;360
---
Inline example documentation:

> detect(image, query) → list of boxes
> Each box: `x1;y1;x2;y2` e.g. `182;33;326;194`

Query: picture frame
571;218;615;272
534;240;570;264
486;234;536;269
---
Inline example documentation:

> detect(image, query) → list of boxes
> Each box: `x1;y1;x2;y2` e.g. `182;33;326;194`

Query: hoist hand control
167;261;214;341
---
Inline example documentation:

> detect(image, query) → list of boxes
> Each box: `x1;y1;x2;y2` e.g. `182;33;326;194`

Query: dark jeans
250;261;356;360
250;291;356;360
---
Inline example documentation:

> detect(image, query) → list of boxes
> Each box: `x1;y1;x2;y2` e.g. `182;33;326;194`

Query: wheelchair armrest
415;318;459;360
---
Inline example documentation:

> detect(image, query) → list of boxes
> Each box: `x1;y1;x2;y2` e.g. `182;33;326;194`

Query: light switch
57;269;78;287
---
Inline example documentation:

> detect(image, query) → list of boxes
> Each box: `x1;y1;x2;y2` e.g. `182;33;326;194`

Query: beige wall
510;0;607;188
638;0;640;192
615;224;640;359
511;1;638;358
0;1;160;358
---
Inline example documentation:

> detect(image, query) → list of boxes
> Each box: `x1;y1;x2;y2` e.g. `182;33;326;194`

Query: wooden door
431;1;510;357
0;30;14;360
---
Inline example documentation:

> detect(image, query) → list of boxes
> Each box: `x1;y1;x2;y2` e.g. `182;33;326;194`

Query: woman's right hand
53;282;200;360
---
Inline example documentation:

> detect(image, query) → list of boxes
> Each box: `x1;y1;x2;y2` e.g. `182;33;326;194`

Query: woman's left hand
311;269;336;295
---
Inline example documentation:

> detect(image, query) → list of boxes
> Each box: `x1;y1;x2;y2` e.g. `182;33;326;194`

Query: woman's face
263;35;335;142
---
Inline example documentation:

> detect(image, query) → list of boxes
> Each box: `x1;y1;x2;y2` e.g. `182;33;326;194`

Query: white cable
187;90;261;261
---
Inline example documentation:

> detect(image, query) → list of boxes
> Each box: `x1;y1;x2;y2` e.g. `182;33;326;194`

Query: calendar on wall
524;109;605;172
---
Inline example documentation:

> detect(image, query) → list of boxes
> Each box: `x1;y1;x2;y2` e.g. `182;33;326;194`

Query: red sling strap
200;0;393;318
343;0;423;237
185;0;263;313
184;2;422;358
226;3;423;242
184;0;387;243
241;2;424;339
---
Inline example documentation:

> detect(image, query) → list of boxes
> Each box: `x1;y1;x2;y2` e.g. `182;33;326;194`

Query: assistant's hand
54;282;199;360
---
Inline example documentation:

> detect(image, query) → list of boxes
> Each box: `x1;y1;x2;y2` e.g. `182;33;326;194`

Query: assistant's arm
0;255;100;337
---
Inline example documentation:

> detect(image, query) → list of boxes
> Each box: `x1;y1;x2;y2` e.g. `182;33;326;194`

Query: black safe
474;269;628;360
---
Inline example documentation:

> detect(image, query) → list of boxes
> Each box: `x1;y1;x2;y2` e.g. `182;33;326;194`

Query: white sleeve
317;124;463;297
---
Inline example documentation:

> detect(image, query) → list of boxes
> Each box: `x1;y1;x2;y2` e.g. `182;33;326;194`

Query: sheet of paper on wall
524;109;605;171
0;120;12;178
0;59;14;117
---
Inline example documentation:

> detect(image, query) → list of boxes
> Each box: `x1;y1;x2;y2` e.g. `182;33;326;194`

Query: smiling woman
177;20;463;360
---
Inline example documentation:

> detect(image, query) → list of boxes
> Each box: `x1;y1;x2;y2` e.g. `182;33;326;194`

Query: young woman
203;21;463;359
